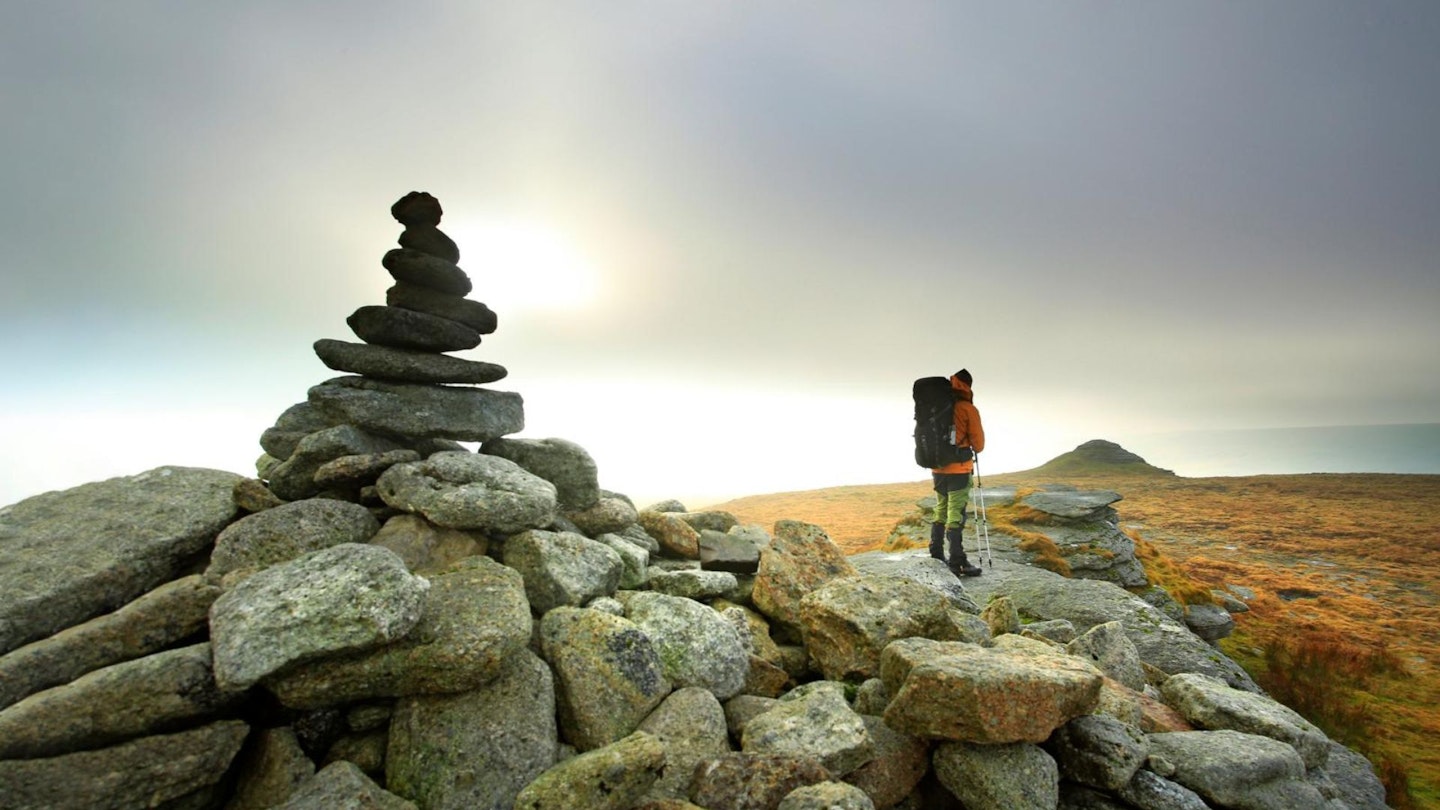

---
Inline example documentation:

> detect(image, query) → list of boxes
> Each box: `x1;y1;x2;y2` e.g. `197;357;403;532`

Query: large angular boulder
210;544;429;691
266;556;531;708
647;569;738;601
568;494;640;537
798;574;964;682
206;498;380;581
505;530;624;613
638;511;701;558
1181;602;1236;641
698;529;762;574
266;425;408;501
1046;714;1148;791
225;726;315;810
1147;729;1327;809
624;592;749;701
0;466;241;656
512;730;666;810
1161;672;1331;769
313;449;423;491
0;719;248;810
260;402;333;461
539;607;672;751
847;549;982;614
842;715;929;809
880;637;1102;744
368;513;485;575
932;740;1059;810
309;376;523;442
377;451;557;532
481;437;601;511
751;521;858;631
386;649;557;810
0;574;220;709
1065;620;1145;692
595;532;651;589
0;642;236;759
689;753;833;810
777;781;875;810
278;760;416;809
636;687;731;801
741;687;873;777
960;559;1258;691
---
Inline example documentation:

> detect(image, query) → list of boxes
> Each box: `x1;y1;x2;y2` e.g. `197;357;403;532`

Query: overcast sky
2;2;1437;508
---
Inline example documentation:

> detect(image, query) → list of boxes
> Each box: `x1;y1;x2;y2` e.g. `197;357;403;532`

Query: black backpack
913;376;974;468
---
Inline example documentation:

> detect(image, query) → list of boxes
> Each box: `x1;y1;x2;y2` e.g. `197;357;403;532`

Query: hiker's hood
950;375;974;402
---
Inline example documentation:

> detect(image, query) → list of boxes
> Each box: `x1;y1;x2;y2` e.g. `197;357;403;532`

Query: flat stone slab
0;719;248;810
387;283;496;334
0;642;237;759
308;376;524;442
383;248;472;296
314;339;507;384
0;467;242;656
346;305;480;353
0;575;221;709
1021;490;1122;519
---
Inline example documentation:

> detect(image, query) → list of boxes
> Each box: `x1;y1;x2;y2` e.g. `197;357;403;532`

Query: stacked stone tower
256;192;525;503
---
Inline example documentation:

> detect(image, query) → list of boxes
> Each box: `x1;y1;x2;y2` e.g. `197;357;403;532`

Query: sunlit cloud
445;218;600;313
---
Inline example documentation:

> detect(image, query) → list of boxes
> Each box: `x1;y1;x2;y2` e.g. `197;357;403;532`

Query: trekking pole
973;455;992;567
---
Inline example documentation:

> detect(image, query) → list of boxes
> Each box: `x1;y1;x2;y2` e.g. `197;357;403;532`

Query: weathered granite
0;466;241;656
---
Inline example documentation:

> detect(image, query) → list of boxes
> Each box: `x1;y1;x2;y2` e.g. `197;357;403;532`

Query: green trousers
932;472;971;528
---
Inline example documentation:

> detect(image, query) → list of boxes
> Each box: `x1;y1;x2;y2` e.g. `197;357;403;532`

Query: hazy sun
444;218;599;312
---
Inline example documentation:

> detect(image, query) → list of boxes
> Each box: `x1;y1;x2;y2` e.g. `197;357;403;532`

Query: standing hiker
930;368;985;576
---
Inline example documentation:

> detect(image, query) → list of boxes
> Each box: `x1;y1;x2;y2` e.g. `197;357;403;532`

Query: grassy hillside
706;464;1440;809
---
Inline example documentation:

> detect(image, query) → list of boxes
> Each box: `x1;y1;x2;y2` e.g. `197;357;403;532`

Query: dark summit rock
386;283;497;334
391;191;443;227
382;249;472;296
346;305;481;353
315;339;507;384
399;225;460;264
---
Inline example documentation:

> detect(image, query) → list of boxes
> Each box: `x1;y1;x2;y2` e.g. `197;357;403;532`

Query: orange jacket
932;374;984;474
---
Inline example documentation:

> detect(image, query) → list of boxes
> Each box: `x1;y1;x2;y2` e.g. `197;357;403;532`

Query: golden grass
708;470;1440;809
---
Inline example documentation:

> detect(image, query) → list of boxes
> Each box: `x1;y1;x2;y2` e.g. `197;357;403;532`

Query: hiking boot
950;557;983;577
929;523;946;561
946;527;982;577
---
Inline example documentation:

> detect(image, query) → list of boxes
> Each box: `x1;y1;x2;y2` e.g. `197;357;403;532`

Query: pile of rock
0;195;1389;810
259;191;521;504
889;484;1239;644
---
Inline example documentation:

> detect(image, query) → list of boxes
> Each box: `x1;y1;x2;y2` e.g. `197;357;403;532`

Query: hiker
930;368;985;576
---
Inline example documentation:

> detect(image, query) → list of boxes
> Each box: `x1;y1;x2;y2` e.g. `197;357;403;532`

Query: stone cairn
255;191;525;507
0;195;1391;809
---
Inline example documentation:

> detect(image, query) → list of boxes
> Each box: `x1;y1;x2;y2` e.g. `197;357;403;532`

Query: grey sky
2;2;1437;505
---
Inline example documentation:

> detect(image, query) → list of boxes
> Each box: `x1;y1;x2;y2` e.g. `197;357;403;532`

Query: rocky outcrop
0;196;1388;809
887;482;1239;640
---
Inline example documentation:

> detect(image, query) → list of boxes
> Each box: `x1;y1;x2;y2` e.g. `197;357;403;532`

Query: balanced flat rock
382;248;472;296
314;339;507;384
346;305;481;353
386;283;497;334
308;376;524;442
0;467;242;656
